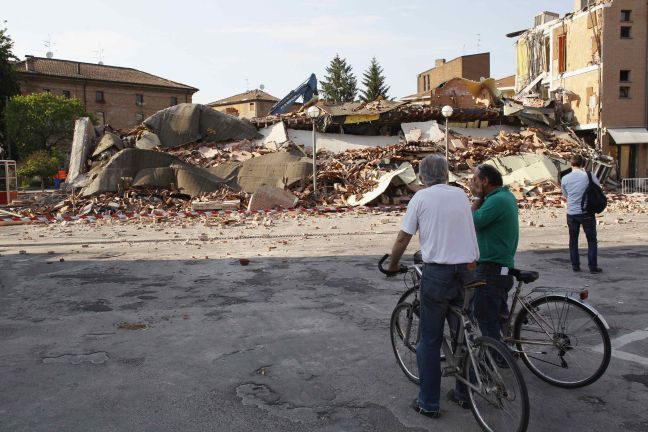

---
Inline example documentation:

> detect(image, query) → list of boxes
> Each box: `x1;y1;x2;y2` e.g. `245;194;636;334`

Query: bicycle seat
464;279;486;290
413;251;423;264
509;269;539;283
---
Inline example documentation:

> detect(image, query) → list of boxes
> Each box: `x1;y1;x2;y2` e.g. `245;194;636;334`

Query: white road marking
593;327;648;367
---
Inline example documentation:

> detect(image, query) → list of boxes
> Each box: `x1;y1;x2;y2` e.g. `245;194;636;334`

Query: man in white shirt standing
387;154;479;419
560;154;602;273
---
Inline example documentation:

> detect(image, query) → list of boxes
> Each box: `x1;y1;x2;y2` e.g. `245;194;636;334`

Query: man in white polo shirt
387;154;479;419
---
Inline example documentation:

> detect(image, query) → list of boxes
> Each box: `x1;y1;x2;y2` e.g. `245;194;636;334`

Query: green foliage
360;57;391;102
5;92;89;160
0;22;20;144
17;149;63;190
320;54;357;103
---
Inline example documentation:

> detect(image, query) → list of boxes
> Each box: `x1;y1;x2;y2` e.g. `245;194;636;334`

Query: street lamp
441;105;454;163
306;106;321;199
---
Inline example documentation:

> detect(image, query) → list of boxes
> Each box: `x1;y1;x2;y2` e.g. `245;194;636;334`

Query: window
96;111;105;125
135;94;144;106
63;90;71;99
95;91;105;102
135;112;144;123
621;10;632;22
621;26;631;38
170;96;178;106
619;86;630;98
620;70;630;82
558;34;567;73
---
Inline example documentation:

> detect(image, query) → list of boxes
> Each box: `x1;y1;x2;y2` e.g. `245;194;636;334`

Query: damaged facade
208;89;300;119
511;0;648;178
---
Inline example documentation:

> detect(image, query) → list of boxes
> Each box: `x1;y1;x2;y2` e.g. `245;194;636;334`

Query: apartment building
14;56;198;130
512;0;648;178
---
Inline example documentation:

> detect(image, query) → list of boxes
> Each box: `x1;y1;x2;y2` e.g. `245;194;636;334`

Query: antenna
44;35;55;58
260;84;265;91
93;46;105;65
245;79;249;91
477;33;481;52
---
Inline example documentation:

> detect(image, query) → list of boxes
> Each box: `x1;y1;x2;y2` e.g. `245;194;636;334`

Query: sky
2;0;573;104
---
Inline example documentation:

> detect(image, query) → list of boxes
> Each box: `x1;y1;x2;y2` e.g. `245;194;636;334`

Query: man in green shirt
469;164;519;341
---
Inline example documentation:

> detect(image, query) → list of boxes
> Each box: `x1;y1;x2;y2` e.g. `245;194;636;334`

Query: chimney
25;55;35;72
435;59;446;68
77;63;81;74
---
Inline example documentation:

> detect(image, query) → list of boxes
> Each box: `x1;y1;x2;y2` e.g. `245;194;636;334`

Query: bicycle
396;253;612;388
380;254;530;432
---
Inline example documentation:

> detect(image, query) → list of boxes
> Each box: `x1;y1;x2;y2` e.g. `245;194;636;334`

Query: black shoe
411;399;441;418
572;266;581;272
589;267;603;274
446;390;470;409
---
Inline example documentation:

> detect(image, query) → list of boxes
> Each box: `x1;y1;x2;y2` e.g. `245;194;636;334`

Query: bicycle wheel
513;295;611;388
397;287;417;306
465;336;529;432
390;302;420;384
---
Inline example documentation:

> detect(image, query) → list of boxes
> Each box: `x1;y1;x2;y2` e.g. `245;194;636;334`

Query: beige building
208;89;282;119
513;0;648;178
14;56;198;130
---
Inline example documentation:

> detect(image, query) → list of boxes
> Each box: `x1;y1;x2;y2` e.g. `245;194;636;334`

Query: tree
5;92;90;160
17;149;63;190
0;22;20;149
360;57;391;102
320;54;357;103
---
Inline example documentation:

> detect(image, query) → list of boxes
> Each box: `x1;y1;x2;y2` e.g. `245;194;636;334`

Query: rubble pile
448;128;585;172
17;187;245;219
8;102;639;219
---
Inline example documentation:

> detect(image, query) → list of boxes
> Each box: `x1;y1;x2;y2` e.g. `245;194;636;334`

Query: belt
478;261;511;276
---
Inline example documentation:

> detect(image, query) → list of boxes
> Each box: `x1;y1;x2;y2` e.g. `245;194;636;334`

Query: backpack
581;171;607;214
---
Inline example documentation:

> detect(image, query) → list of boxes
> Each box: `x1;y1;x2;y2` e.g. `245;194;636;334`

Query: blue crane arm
269;73;318;115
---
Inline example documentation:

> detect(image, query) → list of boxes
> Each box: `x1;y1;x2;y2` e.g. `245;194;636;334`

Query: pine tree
360;57;390;102
320;54;357;103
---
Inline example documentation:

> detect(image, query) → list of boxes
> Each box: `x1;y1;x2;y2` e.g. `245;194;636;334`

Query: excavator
269;73;318;115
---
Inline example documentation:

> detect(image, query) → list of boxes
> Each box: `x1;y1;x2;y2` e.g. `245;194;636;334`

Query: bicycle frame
404;264;493;395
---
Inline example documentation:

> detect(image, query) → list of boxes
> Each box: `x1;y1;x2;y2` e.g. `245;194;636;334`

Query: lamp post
441;105;454;162
306;106;321;199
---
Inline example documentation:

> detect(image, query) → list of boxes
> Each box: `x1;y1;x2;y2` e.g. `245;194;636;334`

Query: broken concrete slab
287;129;399;153
346;164;410;207
92;132;123;158
66;117;95;187
143;103;261;148
135;131;162;150
401;121;444;143
247;186;298;212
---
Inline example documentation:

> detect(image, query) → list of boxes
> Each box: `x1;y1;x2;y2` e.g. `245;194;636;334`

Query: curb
0;204;408;225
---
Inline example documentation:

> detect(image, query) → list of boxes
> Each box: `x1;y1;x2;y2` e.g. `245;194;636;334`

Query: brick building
417;53;491;93
14;56;198;129
402;52;491;104
512;0;648;178
208;89;280;119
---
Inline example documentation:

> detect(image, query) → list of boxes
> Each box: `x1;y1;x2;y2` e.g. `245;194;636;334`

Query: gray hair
418;154;448;186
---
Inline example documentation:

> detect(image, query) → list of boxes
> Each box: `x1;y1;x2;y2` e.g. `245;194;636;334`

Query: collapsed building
508;0;648;180
12;86;604;219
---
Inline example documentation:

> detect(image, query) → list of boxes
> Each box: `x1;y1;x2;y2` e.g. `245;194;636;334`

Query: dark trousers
567;213;598;270
473;263;514;341
417;263;473;411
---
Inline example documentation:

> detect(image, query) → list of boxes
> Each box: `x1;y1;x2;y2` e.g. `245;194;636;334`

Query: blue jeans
417;263;473;411
567;213;598;270
473;263;515;341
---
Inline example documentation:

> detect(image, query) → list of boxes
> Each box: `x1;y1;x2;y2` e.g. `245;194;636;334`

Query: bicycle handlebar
378;254;409;277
